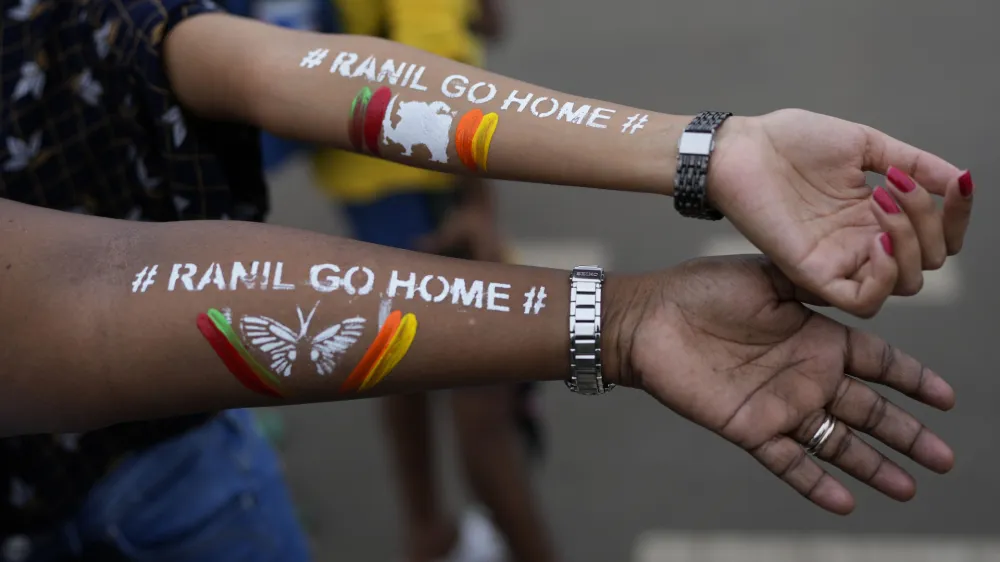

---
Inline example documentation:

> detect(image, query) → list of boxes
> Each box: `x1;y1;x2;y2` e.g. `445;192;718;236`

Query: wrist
703;115;755;211
599;273;648;388
645;114;692;197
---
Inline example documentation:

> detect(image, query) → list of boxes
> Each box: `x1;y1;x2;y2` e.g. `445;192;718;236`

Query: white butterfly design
239;302;366;377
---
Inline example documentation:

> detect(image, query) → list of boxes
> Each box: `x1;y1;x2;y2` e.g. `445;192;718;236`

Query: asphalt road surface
262;0;1000;559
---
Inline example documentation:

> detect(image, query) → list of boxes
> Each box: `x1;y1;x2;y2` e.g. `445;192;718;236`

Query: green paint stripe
206;309;281;389
206;309;283;389
351;86;373;118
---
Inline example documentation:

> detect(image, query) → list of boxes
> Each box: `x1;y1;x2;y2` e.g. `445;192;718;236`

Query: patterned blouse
0;0;268;536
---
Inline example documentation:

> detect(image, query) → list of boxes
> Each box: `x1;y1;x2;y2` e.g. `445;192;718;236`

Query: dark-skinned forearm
0;202;635;436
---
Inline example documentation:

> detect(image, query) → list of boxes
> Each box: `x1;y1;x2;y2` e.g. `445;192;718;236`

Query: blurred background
256;0;997;559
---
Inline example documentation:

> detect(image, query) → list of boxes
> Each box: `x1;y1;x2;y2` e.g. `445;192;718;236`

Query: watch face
678;132;713;156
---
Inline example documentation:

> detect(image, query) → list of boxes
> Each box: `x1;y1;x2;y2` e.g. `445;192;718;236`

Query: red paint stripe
363;87;393;156
349;97;366;152
197;313;282;398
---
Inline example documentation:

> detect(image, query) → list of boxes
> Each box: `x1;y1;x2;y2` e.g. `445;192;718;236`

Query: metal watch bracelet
566;266;613;395
673;110;732;221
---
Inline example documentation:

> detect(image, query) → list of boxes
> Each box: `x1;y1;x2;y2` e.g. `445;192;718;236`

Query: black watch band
673;111;732;221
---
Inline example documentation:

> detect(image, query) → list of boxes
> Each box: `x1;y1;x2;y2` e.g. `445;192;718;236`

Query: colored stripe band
363;87;393;156
341;310;402;393
359;313;417;391
197;313;281;398
455;109;484;171
358;331;397;390
471;113;499;171
348;86;372;152
206;308;283;390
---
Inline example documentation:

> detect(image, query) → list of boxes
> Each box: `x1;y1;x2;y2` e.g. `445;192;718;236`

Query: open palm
623;256;955;514
709;109;973;317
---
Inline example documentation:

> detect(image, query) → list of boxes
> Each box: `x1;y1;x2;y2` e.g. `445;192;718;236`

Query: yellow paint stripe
359;313;418;391
471;112;499;171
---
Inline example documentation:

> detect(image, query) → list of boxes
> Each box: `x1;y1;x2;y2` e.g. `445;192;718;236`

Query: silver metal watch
566;265;614;395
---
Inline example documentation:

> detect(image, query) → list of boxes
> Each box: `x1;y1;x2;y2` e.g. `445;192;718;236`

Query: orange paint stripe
455;110;484;171
357;332;397;390
340;310;402;393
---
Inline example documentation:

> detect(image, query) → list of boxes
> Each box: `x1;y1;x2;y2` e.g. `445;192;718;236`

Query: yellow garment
314;0;483;202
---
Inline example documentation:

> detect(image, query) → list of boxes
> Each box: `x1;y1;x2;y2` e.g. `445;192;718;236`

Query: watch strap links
674;111;732;221
566;266;613;395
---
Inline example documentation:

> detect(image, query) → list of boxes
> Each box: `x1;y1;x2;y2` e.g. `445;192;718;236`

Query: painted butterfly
238;302;366;377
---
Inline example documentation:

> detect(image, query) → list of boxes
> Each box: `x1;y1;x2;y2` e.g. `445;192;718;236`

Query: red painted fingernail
873;186;900;214
887;166;916;193
879;233;894;256
958;170;974;197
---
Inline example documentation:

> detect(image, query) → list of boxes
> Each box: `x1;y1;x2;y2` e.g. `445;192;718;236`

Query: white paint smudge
378;294;392;330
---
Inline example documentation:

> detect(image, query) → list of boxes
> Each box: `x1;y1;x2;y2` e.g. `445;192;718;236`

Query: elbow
236;48;285;133
2;232;142;436
165;14;267;124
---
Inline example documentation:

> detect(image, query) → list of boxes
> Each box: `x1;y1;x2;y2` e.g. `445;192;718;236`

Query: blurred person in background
312;1;558;561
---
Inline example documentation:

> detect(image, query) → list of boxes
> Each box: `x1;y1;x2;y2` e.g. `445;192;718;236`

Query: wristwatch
673;111;732;221
566;266;613;395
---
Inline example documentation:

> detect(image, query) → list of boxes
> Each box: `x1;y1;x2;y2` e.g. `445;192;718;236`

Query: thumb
821;233;898;319
760;259;831;307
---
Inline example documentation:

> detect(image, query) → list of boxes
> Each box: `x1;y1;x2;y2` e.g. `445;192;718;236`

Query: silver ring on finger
805;413;837;456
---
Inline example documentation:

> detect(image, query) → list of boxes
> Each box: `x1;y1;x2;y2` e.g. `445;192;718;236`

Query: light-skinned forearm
0;201;629;437
164;13;692;196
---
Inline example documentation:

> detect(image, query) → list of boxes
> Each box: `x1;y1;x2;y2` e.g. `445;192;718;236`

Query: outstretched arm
161;11;975;319
0;200;958;515
164;13;685;195
0;199;617;436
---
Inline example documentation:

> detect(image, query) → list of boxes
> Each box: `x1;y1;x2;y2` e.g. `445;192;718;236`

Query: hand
607;255;955;515
415;181;506;262
709;109;974;317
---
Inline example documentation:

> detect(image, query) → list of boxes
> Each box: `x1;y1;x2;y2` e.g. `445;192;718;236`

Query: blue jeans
17;410;310;562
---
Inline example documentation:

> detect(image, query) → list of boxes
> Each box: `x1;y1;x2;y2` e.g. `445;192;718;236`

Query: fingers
843;327;956;411
942;170;975;254
794;411;917;501
822;233;897;318
862;127;975;257
886;167;948;270
750;436;856;515
862;126;961;197
827;378;954;474
870;186;924;295
864;165;971;299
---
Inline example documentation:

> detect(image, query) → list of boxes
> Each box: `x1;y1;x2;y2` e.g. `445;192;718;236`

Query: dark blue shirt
0;0;268;534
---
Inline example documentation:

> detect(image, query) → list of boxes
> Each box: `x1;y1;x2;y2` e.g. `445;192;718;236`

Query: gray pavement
263;0;1000;559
